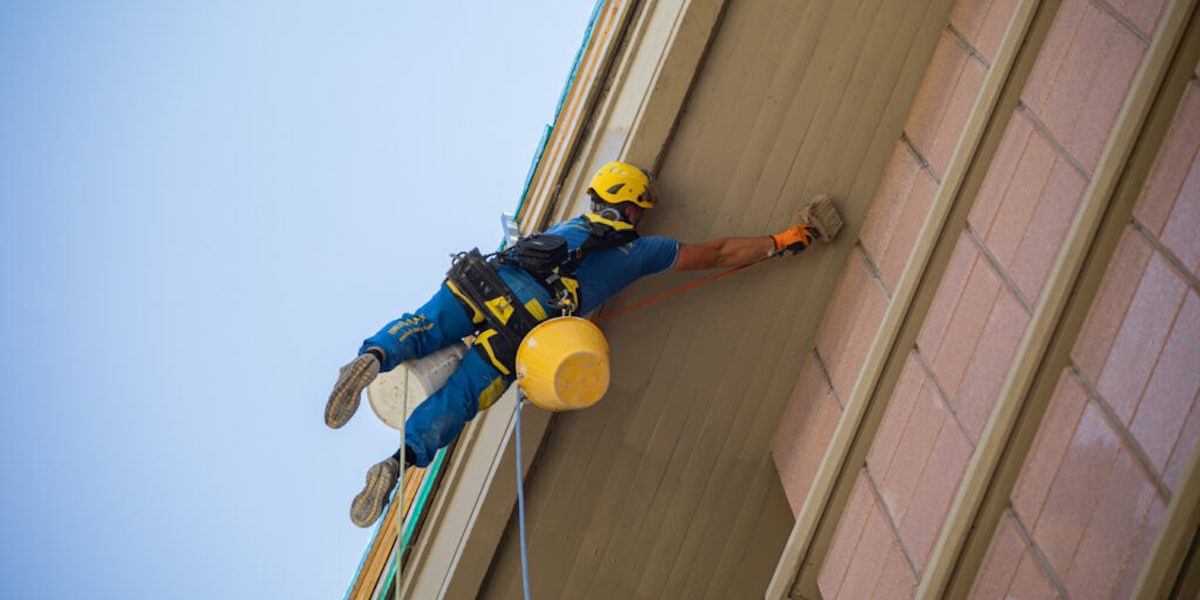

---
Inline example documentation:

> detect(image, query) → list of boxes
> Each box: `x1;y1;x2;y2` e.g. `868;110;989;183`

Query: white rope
515;389;532;600
395;365;408;600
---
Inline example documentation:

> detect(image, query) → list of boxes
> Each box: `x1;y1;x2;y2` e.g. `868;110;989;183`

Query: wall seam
900;131;945;185
1129;218;1200;293
965;226;1037;313
1009;508;1073;598
856;241;896;300
914;347;981;449
1018;103;1094;180
947;22;993;69
865;466;924;579
1093;0;1153;44
1071;366;1176;499
812;347;846;412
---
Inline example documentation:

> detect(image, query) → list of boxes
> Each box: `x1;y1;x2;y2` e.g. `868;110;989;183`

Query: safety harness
445;214;638;374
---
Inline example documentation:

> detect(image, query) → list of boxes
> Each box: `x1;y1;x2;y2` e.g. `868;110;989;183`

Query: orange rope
593;254;778;324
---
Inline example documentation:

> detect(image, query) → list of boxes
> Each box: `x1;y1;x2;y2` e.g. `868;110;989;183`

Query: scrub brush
804;194;843;242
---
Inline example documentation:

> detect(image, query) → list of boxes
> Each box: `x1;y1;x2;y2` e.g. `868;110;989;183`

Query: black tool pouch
502;234;569;276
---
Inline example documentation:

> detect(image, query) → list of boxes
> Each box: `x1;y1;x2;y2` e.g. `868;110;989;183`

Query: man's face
625;205;645;229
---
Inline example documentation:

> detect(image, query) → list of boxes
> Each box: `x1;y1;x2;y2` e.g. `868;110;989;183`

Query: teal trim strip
514;124;553;223
375;447;449;599
513;0;608;222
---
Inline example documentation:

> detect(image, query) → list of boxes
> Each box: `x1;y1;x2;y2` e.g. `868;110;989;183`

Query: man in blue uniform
326;161;836;527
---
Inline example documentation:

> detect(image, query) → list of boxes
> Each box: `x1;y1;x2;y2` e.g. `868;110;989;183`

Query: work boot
325;353;380;428
351;457;401;528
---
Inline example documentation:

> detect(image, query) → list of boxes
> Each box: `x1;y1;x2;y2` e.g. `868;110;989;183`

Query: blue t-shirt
542;215;680;314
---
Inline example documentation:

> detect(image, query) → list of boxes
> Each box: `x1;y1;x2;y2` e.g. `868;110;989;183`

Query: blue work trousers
359;266;553;468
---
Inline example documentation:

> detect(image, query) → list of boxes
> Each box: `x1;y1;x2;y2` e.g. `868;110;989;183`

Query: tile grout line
965;224;1037;314
1092;0;1153;44
946;23;992;70
900;131;945;186
864;466;924;581
1018;104;1094;181
913;347;980;451
855;241;895;300
1008;509;1073;599
812;347;846;412
1069;363;1175;501
1130;218;1200;294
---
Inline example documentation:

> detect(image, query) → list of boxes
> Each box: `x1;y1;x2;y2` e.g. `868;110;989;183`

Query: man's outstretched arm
672;224;816;271
673;236;774;271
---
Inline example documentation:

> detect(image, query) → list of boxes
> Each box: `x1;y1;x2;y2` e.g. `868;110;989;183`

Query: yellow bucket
515;317;610;411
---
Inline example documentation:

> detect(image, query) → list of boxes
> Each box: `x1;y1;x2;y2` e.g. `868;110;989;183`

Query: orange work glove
771;224;817;255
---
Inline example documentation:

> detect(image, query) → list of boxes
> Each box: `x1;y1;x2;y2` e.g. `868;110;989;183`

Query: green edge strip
375;446;449;599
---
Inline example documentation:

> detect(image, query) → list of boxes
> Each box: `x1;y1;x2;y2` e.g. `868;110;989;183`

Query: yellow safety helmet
588;161;656;209
515;317;610;412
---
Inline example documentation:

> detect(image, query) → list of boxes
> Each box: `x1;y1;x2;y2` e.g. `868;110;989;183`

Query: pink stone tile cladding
905;31;966;168
1114;497;1168;598
818;470;877;598
1163;369;1200;492
918;231;979;356
1096;252;1188;424
859;141;941;292
949;0;1021;64
1130;290;1200;478
878;170;939;293
953;285;1031;442
904;31;988;178
1031;401;1122;576
969;110;1037;236
1023;0;1147;173
814;251;890;397
835;501;899;599
869;542;918;600
1071;228;1153;381
880;379;948;527
969;511;1036;600
867;353;928;480
1132;77;1200;236
1158;129;1200;279
896;413;974;572
1007;549;1062;599
1063;447;1162;599
771;351;843;516
976;123;1059;271
1066;16;1147;170
969;511;1031;599
929;239;1003;400
1011;371;1090;526
860;142;924;269
1007;156;1088;304
1020;0;1087;113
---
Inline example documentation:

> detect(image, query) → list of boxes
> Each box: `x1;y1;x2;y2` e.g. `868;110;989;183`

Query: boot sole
325;356;376;428
351;461;398;527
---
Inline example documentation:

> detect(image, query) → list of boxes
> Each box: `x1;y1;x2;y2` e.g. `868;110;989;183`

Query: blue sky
0;2;597;597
